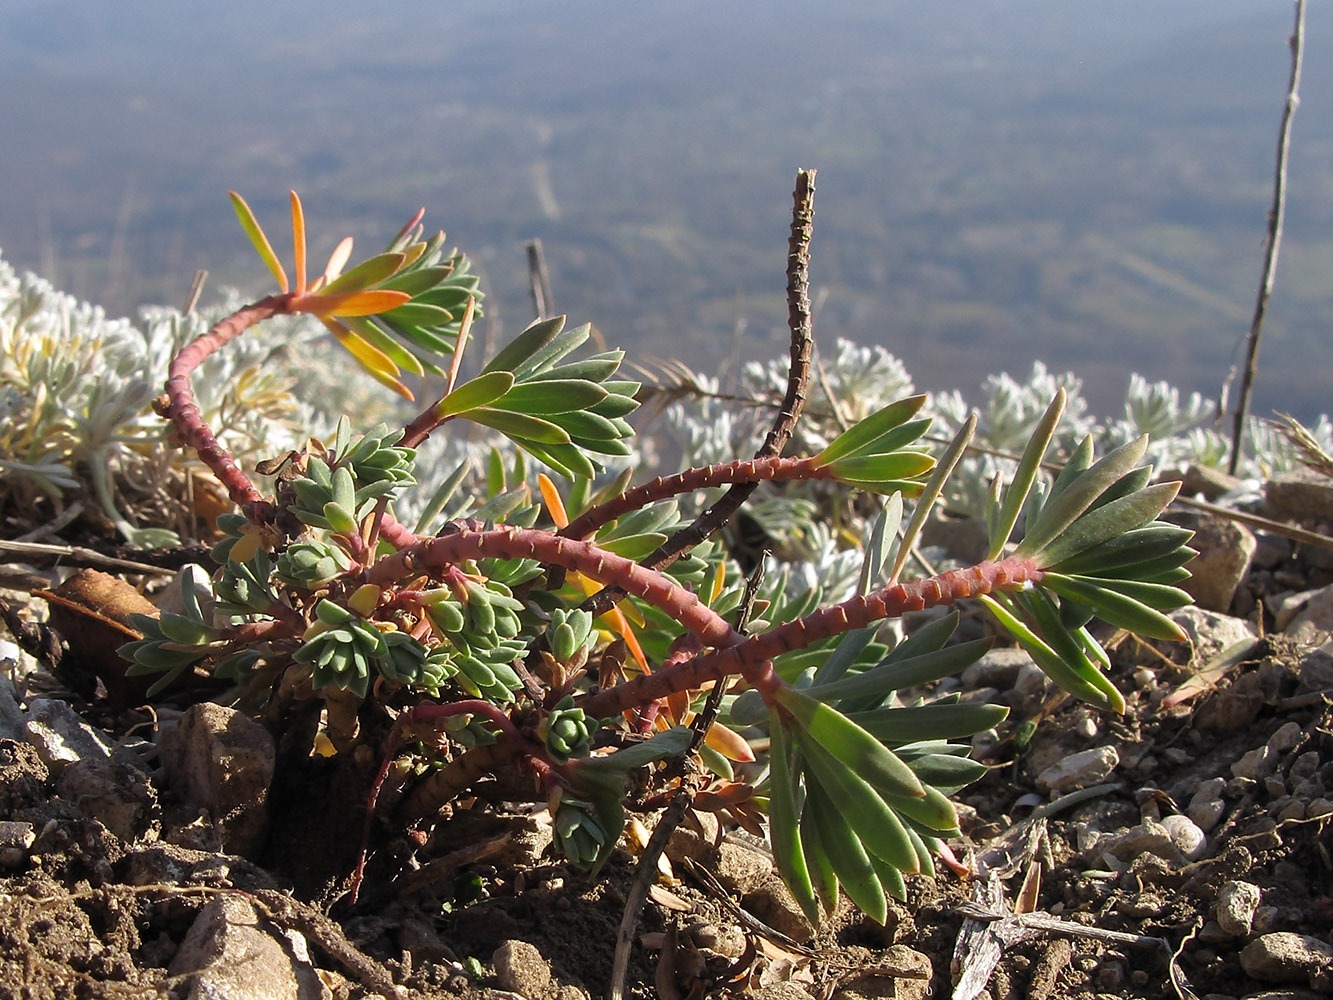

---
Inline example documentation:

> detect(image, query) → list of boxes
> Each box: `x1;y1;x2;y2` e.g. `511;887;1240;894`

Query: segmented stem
561;456;829;540
160;294;292;522
367;524;744;652
577;555;1042;719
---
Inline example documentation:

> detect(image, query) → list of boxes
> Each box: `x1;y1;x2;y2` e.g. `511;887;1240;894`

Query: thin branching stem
1229;0;1306;474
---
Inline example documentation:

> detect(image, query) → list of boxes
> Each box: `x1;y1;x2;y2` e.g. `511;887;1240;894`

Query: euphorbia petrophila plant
124;173;1194;925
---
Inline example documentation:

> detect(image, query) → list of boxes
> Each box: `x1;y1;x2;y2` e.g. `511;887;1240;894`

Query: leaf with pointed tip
384;302;455;327
482;315;566;376
1044;573;1189;640
515;323;592;379
988;389;1065;559
320;251;407;295
1046;524;1195;576
798;792;839;915
513;438;597;480
380;265;457;296
432;372;516;420
777;688;924;799
815;396;927;465
804;775;888;923
229;191;287;291
869;854;908;903
847;701;1010;744
893;413;976;581
322;321;412;400
795;729;920;874
290;191;308;295
905;753;990;792
340;315;426;376
766;720;820;925
809;638;992;705
1033;482;1181;566
497;379;608;415
529;352;626;383
468;408;572;445
1018;436;1149;557
881;783;961;837
811;628;879;687
980;595;1125;712
414;458;472;534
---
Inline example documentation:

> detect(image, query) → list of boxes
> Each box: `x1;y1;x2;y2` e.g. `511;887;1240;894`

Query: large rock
1239;932;1333;989
1036;746;1119;794
1265;474;1333;530
169;895;326;1000
161;703;275;857
1178;515;1256;613
493;939;551;999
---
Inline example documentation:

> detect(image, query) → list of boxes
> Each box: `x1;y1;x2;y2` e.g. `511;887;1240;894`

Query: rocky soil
1;472;1332;1000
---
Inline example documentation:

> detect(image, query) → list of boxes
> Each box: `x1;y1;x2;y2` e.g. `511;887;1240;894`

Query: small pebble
1188;798;1226;833
1266;721;1304;754
1232;746;1277;780
1307;798;1333;820
1215;881;1261;937
1161;814;1206;860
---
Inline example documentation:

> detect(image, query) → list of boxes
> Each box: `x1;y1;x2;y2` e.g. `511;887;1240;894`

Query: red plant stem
406;699;536;752
366;525;746;653
377;513;423;550
395;553;1043;820
160;294;292;522
561;455;830;541
577;555;1043;719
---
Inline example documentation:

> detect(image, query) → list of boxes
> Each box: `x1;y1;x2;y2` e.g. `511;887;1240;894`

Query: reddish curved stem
161;293;292;522
366;524;746;653
577;555;1042;719
561;455;829;541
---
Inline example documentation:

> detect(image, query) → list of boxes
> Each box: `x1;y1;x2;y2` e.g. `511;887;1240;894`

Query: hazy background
1;1;1329;420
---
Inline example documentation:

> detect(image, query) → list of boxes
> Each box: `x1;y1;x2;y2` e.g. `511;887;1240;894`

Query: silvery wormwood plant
119;186;1195;925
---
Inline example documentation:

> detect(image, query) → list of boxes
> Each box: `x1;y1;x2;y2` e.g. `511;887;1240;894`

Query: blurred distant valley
0;1;1329;420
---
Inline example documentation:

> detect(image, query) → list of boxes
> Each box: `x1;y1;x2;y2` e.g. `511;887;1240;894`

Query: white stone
1036;745;1119;794
1161;814;1206;860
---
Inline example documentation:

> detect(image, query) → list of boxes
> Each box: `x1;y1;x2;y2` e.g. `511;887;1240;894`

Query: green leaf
229;191;287;292
382;302;455;328
528;352;625;383
1033;481;1181;567
1018;436;1149;557
320;251;406;294
496;379;609;414
795;729;920;874
765;720;820;925
515;323;592;379
892;413;976;581
778;688;924;799
905;753;990;792
815;396;927;465
469;407;572;445
340;316;427;376
805;775;887;923
827;452;936;489
980;595;1124;712
811;628;879;687
516;439;598;480
432;371;516;420
1043;573;1189;640
848;702;1010;744
810;639;993;706
1046;524;1195;576
869;853;908;903
988;389;1065;559
482;315;566;376
798;792;840;914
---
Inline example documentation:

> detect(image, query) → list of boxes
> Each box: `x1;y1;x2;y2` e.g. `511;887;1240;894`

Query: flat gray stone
1036;745;1119;794
169;895;326;1000
1240;932;1333;988
23;698;116;777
